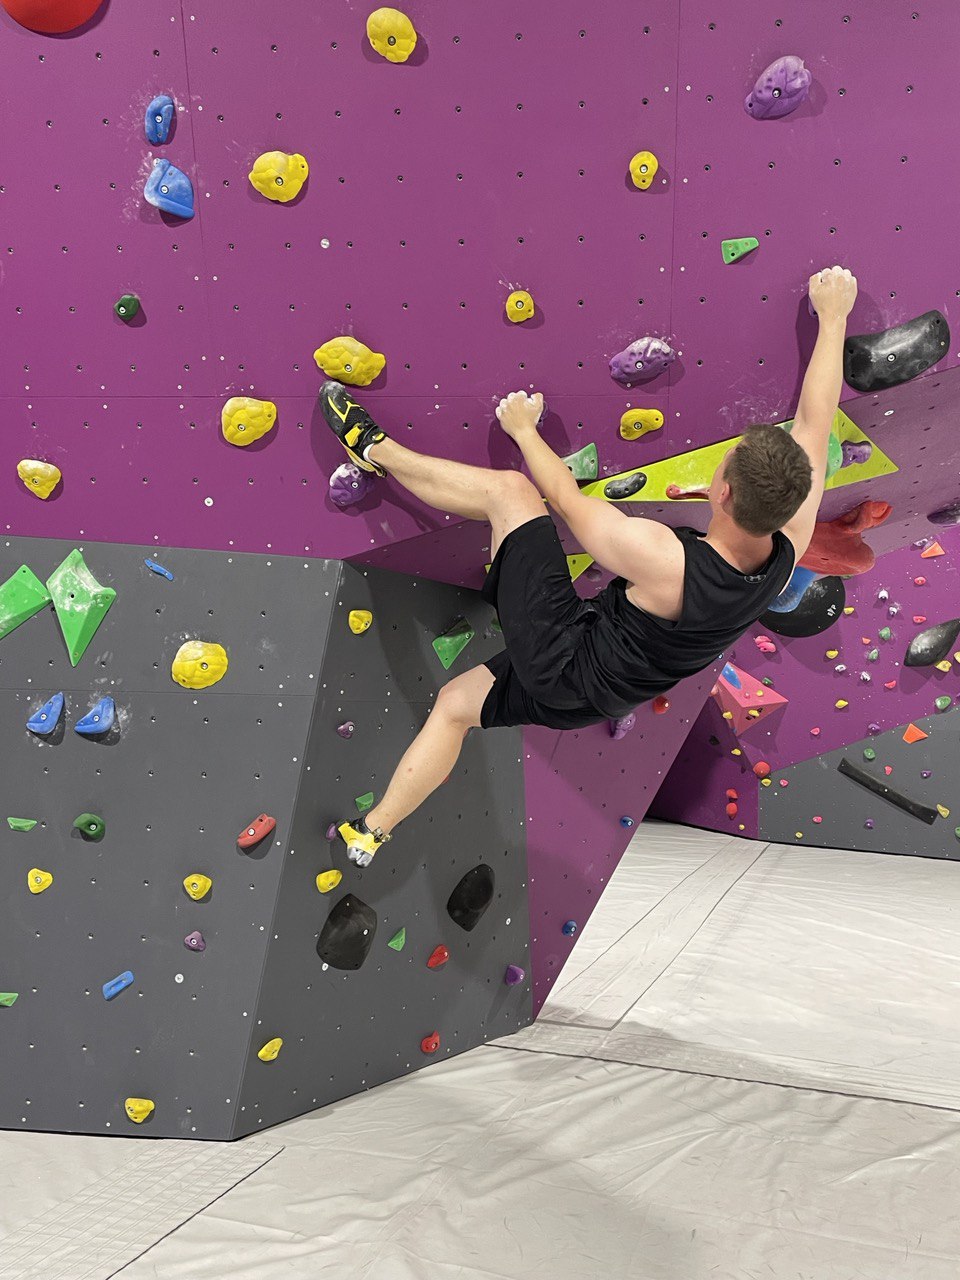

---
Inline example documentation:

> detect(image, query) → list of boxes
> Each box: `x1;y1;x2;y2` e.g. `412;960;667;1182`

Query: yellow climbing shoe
336;816;391;868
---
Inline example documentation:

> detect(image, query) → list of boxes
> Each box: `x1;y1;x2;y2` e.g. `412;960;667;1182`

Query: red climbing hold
237;814;276;849
798;500;892;576
0;0;105;32
652;695;670;714
725;802;738;818
726;788;738;800
753;761;771;778
420;1032;440;1055
427;945;449;969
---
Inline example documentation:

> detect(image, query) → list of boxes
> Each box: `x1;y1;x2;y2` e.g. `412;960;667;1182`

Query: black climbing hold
603;471;647;501
837;757;938;825
904;618;960;668
843;310;949;393
928;501;960;526
317;894;378;970
760;575;845;638
446;863;495;932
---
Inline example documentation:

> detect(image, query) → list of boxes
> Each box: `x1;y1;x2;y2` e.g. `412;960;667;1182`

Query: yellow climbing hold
505;290;535;323
248;151;309;202
316;869;343;894
313;336;386;387
619;409;663;440
349;609;373;634
835;699;848;709
825;649;839;659
731;748;742;757
629;150;659;190
760;777;772;787
258;1037;283;1062
843;606;856;615
17;459;62;500
125;1098;155;1124
27;868;53;894
221;396;277;446
366;7;418;62
171;640;229;690
937;803;951;819
936;660;953;673
183;873;212;901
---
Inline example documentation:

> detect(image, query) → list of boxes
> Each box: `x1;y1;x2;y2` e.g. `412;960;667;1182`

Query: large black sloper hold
843;310;949;392
447;864;496;932
317;894;378;970
904;618;960;668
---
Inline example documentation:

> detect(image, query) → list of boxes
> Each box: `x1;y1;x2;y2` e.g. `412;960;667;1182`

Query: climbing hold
505;290;535;322
761;677;775;687
355;791;375;813
864;819;875;830
183;873;212;901
427;944;450;969
903;723;929;744
329;461;375;509
17;458;62;499
929;502;960;526
744;54;812;119
915;578;927;587
844;310;950;393
629;150;659;190
143;157;195;219
935;696;952;712
767;565;819;614
221;396;277;446
248;151;309;202
27;692;64;736
144;558;174;580
726;802;738;818
762;575;845;638
799;500;892;577
841;440;873;468
914;616;928;625
835;700;848;709
936;660;953;673
665;483;710;501
721;237;759;264
838;757;938;826
184;931;205;951
562;920;578;936
349;609;373;635
0;565;52;641
904;619;960;668
609;712;636;739
74;696;116;737
720;663;741;688
620;816;635;828
505;965;526;986
825;649;839;660
0;993;19;1006
318;894;378;970
755;635;777;654
604;472;647;500
420;1032;441;1055
316;869;343;894
879;627;892;641
863;748;876;761
113;293;141;322
753;761;771;778
937;804;951;819
726;789;739;801
7;817;37;831
144;93;175;145
258;1037;283;1062
834;664;847;675
866;649;879;662
652;695;670;714
171;640;228;689
609;336;676;386
314;336;385;386
366;6;418;61
46;549;117;667
73;812;106;841
447;864;495;932
387;928;406;951
27;868;53;894
124;1098;155;1124
619;408;663;441
561;443;599;481
102;971;133;1001
336;721;355;739
868;722;882;734
0;0;105;31
433;616;475;669
921;542;944;559
237;814;276;849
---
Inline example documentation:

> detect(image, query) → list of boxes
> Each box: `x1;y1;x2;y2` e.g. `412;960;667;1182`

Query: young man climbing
322;264;858;866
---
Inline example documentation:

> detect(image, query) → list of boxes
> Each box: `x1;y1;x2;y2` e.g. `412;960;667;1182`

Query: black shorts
479;515;609;730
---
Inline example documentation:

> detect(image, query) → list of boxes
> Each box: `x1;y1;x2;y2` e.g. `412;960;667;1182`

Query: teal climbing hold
433;616;475;670
46;550;117;667
7;817;37;832
561;443;599;481
0;565;51;642
387;928;406;951
721;237;759;264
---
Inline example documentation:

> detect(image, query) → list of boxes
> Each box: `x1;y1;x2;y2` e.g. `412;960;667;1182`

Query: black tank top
566;525;796;718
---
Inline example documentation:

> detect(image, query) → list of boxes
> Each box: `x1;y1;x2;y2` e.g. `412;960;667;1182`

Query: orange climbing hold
652;695;670;714
753;761;771;778
902;723;929;744
921;542;944;558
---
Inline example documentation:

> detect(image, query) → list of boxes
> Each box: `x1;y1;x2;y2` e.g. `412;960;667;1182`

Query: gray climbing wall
0;537;530;1140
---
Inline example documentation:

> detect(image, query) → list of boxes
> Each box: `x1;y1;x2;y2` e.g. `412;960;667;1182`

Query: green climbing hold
0;565;51;642
866;648;879;662
6;817;38;832
955;827;960;841
879;627;892;642
73;812;106;841
114;293;140;320
0;993;18;1007
863;748;877;761
432;616;475;670
760;677;774;688
354;792;374;814
46;550;117;667
560;443;599;481
721;237;759;264
387;928;406;951
825;432;843;481
935;695;952;711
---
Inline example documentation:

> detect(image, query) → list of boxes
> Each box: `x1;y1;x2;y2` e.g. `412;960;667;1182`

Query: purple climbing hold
325;822;339;841
584;564;605;582
868;723;881;735
928;501;960;526
504;965;525;986
841;440;873;467
864;819;875;830
329;461;375;509
609;336;676;387
184;931;206;952
744;55;812;120
609;712;636;740
337;721;355;739
921;771;932;779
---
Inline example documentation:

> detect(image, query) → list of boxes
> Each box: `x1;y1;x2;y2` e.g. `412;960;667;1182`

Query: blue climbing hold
144;158;195;220
103;971;134;1001
75;696;116;736
619;816;635;829
720;663;741;689
562;920;578;936
144;558;174;580
144;94;175;145
27;692;64;736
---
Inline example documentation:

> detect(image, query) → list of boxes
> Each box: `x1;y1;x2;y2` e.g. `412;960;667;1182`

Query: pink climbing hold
754;635;777;654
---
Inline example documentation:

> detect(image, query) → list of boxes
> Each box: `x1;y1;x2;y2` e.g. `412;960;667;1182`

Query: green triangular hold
0;565;51;641
0;993;19;1007
721;237;759;264
387;928;406;951
6;817;38;832
560;442;599;481
46;549;117;667
355;791;375;814
432;615;475;670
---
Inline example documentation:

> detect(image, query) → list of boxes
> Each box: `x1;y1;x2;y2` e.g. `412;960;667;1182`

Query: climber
321;265;858;866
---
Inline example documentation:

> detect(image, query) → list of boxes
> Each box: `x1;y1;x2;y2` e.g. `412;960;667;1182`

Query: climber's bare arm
555;493;679;583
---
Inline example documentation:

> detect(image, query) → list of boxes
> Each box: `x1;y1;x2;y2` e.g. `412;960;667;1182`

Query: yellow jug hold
313;336;386;387
17;459;62;499
221;397;277;446
366;7;418;62
248;151;309;202
171;640;229;690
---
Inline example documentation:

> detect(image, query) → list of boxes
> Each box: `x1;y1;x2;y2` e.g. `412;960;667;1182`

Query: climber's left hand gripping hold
496;390;544;442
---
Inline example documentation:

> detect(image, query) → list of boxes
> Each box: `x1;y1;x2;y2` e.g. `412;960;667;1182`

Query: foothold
114;293;141;322
726;789;738;801
866;649;879;662
427;944;450;969
0;0;106;33
46;550;117;667
721;237;759;264
825;649;839;660
505;290;535;322
915;578;927;587
7;817;38;831
838;757;938;825
27;868;53;894
744;54;812;119
73;812;106;841
337;721;355;739
329;461;375;509
841;439;873;467
753;761;771;778
171;640;228;689
125;1098;155;1124
604;472;647;500
316;869;343;894
27;691;64;736
221;396;277;446
144;157;195;219
755;635;777;654
835;700;848;710
314;336;385;386
17;458;62;500
935;696;952;712
619;408;663;441
355;791;375;813
762;576;845;638
863;748;877;761
864;820;875;830
921;542;944;558
183;873;212;901
0;993;19;1007
317;894;378;970
433;616;475;669
102;971;134;1001
349;609;373;635
609;336;676;387
420;1032;441;1055
0;565;52;641
844;310;950;393
629;150;659;190
562;920;578;936
609;712;636;740
75;696;116;737
620;816;635;828
726;802;738;818
904;619;960;668
937;804;951;819
447;864;495;932
144;93;175;145
505;965;525;986
184;931;206;952
237;814;276;849
928;502;960;526
903;723;929;744
868;723;882;735
257;1037;283;1062
879;627;892;641
652;695;670;714
248;151;309;202
721;663;741;689
561;443;599;481
144;558;174;580
366;6;418;61
387;928;406;951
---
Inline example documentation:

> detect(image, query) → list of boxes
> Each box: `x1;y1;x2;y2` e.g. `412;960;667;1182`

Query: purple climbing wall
3;0;960;1013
